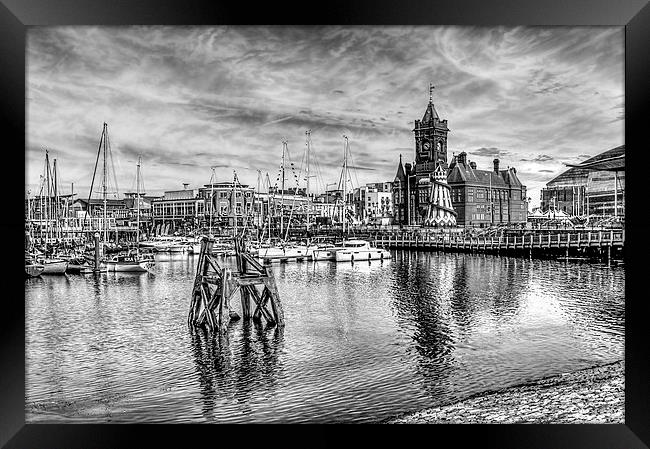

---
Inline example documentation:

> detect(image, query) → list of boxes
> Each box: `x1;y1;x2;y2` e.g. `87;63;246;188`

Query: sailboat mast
280;139;286;238
103;122;108;244
209;167;215;236
136;155;141;255
342;135;348;234
45;150;51;244
256;169;261;238
305;130;311;232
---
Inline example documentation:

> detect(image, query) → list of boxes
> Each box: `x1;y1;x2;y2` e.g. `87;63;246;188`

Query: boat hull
257;245;316;262
25;264;45;277
335;249;391;262
40;260;68;274
105;260;153;272
311;248;341;261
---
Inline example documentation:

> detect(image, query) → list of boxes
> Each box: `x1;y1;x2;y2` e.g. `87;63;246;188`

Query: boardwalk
370;229;624;259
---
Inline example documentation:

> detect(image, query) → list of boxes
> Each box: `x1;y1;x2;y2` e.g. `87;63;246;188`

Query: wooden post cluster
188;237;285;333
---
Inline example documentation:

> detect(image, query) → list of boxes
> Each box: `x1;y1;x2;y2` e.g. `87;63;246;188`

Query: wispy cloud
26;26;624;207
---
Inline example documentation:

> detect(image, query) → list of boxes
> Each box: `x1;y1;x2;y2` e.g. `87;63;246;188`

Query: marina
25;249;624;423
22;24;626;427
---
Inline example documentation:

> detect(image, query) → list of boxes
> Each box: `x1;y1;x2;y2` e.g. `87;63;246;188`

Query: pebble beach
387;360;624;424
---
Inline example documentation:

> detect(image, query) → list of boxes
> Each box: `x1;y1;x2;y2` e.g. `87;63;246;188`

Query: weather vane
429;82;435;102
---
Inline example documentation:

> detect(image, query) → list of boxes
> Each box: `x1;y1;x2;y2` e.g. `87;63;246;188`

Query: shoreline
386;360;624;424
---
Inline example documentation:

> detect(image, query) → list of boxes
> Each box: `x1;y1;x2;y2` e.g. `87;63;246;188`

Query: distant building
151;187;204;234
447;153;527;226
348;182;394;224
200;182;254;229
540;145;625;218
392;87;527;227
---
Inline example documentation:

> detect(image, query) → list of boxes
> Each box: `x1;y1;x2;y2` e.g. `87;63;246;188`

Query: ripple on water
25;251;624;422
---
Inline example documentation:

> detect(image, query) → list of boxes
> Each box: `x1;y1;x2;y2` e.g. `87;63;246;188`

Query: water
25;251;625;423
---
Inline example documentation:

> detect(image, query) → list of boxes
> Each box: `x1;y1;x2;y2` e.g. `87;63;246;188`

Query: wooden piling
188;237;285;334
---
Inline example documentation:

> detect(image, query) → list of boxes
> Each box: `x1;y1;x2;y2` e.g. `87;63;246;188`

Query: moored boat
25;263;45;277
334;240;391;262
105;251;154;272
39;258;69;274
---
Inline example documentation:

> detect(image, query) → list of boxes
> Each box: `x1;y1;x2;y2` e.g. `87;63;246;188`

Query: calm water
25;251;625;423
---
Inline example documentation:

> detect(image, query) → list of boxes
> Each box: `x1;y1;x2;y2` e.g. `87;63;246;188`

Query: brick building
393;87;528;227
447;153;527;226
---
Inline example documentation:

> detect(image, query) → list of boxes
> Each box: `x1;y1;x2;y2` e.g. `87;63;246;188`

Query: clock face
423;141;431;151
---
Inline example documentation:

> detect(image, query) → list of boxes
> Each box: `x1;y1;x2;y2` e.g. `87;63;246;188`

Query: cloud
470;147;508;158
26;25;624;210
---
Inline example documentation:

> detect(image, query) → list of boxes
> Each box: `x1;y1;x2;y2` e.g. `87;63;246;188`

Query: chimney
458;152;467;166
183;183;189;190
493;158;500;173
469;161;477;170
404;162;412;175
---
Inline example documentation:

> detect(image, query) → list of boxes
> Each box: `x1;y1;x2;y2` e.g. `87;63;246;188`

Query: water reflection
189;322;285;422
26;250;624;423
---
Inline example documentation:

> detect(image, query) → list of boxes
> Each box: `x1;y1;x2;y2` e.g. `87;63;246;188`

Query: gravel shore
387;360;624;424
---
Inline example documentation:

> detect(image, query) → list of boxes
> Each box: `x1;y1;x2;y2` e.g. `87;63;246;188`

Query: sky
26;26;624;208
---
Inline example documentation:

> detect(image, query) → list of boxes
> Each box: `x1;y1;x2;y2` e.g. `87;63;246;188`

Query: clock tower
414;83;449;180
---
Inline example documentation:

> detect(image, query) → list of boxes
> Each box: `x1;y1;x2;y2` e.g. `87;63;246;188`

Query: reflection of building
540;145;625;218
393;87;527;227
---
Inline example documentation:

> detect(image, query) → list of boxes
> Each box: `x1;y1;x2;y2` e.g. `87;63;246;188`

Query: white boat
105;252;154;272
167;243;191;253
311;244;345;261
257;243;317;263
334;240;391;262
39;258;69;274
25;263;45;277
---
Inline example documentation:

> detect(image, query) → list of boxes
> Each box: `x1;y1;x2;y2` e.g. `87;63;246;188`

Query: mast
103;122;108;244
265;172;272;241
136;155;141;256
342;135;349;234
280;139;286;238
45;150;51;244
305;130;311;232
209;166;216;237
256;169;261;240
232;171;238;237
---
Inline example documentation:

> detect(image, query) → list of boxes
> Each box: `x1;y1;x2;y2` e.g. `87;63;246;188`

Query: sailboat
311;135;355;261
257;137;318;263
105;155;155;272
31;150;69;274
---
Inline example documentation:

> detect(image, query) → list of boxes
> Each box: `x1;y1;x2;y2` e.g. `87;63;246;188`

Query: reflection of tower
424;163;457;226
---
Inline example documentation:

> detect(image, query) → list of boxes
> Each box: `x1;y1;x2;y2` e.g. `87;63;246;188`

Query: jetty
369;229;624;260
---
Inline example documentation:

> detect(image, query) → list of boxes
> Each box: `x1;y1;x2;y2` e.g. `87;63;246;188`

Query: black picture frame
3;0;648;447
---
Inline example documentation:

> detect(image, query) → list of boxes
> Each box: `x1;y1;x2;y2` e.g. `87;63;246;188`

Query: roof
447;162;524;188
547;145;625;186
422;101;439;123
394;156;406;182
74;198;127;206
